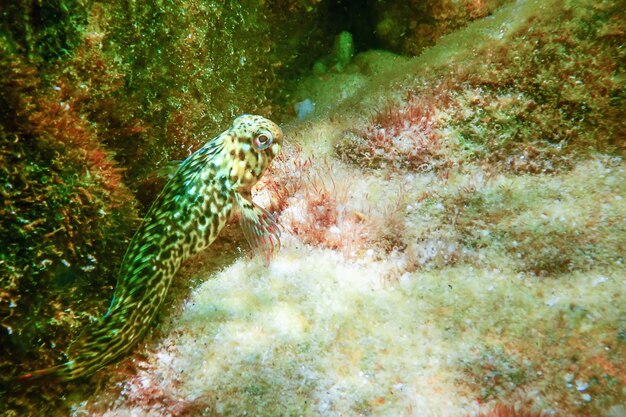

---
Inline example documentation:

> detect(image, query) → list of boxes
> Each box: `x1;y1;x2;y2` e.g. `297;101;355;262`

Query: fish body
20;114;282;381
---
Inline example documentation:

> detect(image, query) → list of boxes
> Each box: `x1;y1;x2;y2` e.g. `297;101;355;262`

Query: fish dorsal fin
153;160;183;180
234;192;281;263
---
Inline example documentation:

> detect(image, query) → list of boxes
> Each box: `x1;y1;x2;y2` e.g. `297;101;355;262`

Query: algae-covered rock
1;0;625;416
99;1;334;187
0;45;139;414
320;0;626;173
0;1;333;415
369;0;514;55
0;0;90;61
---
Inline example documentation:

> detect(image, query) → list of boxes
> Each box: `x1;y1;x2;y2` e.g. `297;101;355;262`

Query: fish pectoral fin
235;193;281;262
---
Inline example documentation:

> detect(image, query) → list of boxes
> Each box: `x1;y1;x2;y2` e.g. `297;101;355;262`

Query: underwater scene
0;0;624;416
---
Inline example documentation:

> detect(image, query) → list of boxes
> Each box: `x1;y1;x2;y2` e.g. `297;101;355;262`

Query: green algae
0;0;90;62
0;1;333;414
0;46;139;417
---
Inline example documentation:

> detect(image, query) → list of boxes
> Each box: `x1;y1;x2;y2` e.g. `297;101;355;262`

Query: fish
18;114;282;381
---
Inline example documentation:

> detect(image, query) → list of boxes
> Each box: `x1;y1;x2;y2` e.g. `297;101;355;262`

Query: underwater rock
0;0;90;62
368;0;513;55
2;0;625;416
0;1;332;414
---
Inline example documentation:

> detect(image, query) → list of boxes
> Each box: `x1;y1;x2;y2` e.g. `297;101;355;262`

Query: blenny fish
19;114;282;381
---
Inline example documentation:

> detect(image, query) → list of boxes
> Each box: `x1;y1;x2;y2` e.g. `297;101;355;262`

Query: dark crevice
327;0;381;52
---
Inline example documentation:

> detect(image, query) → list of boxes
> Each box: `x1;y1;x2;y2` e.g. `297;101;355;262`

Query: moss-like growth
96;1;334;191
336;87;454;172
0;47;138;414
442;0;626;171
1;1;334;415
333;0;625;175
449;0;624;169
0;0;90;61
459;346;535;402
369;0;513;55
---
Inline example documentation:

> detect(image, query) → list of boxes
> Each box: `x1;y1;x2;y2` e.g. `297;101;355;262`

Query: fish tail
17;316;126;382
17;362;73;382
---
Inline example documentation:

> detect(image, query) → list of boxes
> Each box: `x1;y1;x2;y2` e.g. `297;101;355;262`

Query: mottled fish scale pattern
20;115;282;381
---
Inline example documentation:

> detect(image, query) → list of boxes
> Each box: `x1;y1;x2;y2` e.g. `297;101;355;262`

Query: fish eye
253;129;273;150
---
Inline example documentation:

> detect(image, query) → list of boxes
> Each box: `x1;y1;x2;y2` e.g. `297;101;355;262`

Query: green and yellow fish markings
19;114;282;381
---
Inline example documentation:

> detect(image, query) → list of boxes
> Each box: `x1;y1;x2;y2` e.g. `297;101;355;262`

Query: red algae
472;402;549;417
337;85;455;172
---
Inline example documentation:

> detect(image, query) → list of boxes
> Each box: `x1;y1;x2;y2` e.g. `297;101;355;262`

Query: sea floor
69;150;626;416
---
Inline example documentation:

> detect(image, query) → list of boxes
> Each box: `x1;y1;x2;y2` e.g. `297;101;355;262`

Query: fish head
225;114;283;192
